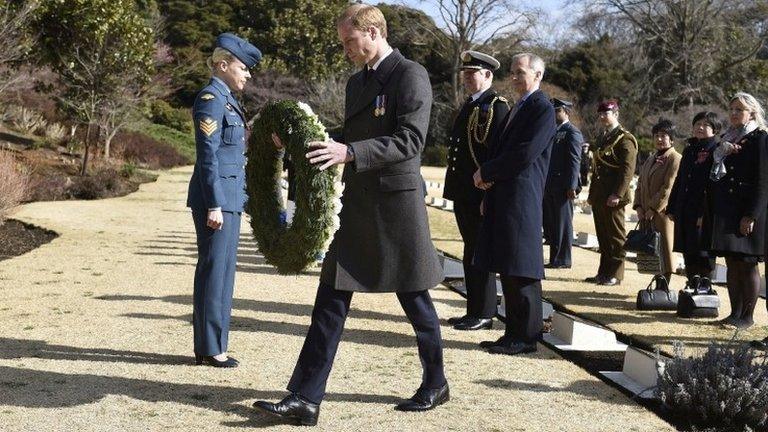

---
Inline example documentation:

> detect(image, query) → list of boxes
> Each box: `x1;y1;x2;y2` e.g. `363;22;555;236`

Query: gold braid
466;96;500;169
592;128;637;171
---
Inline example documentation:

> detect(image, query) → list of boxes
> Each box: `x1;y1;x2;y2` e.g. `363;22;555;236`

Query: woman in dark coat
705;92;768;329
667;112;720;287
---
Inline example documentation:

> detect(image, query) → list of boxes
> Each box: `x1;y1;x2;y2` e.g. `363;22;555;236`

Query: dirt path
0;166;673;431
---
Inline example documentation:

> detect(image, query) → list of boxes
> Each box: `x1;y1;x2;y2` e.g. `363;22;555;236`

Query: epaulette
496;96;508;104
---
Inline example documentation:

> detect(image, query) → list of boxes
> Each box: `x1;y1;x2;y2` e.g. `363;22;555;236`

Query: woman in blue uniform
186;33;261;367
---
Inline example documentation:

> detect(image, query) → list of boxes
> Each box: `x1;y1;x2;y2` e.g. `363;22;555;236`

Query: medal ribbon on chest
374;95;387;117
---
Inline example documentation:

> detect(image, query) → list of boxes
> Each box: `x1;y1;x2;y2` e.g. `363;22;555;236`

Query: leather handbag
677;277;719;318
624;221;660;255
636;275;677;310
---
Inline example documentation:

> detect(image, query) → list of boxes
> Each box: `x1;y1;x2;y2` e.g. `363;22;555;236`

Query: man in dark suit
472;52;556;356
543;98;583;269
443;51;509;331
253;4;448;426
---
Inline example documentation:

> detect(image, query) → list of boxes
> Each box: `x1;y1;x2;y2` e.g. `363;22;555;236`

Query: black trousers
454;199;497;318
542;188;574;267
499;275;543;344
287;282;446;404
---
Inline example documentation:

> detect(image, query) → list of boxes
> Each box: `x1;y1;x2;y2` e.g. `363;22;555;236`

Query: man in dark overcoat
542;98;583;269
443;50;509;331
253;4;448;426
472;53;556;356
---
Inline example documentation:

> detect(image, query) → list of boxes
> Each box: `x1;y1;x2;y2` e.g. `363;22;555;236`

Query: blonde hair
336;4;387;38
730;92;767;130
206;47;237;73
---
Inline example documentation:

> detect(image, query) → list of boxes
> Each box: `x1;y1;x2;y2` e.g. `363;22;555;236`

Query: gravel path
0;166;674;431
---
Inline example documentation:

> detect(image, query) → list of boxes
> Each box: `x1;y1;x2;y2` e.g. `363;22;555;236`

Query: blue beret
216;33;262;68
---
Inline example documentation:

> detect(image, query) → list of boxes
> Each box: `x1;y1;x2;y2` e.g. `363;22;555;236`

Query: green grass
131;121;196;163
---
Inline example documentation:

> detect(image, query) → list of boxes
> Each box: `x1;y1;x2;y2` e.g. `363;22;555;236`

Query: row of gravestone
438;253;667;400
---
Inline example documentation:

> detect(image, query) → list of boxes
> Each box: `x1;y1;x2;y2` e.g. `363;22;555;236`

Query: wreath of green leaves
246;100;339;274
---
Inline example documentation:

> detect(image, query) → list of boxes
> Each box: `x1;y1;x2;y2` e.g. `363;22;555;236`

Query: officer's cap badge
199;118;218;137
200;93;215;101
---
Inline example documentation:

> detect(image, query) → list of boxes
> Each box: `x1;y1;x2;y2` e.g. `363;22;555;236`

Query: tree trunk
80;123;92;176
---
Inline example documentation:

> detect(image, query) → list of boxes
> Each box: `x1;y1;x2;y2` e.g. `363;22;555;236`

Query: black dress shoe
447;315;469;325
751;337;768;350
394;382;449;412
253;393;320;426
454;317;493;331
488;341;537;356
479;336;506;348
598;277;621;286
584;275;602;283
545;263;571;269
195;355;239;368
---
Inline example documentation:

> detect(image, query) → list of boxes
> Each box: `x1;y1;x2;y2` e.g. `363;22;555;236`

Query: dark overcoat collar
345;49;404;120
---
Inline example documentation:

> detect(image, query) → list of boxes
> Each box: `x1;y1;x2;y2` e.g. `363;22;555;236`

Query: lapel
210;79;246;122
499;89;541;142
345;49;404;120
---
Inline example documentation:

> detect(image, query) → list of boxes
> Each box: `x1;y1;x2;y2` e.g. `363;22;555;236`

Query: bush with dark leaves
112;130;188;169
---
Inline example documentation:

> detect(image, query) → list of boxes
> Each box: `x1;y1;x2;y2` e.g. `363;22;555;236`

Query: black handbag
624;221;660;255
636;275;678;310
677;277;719;318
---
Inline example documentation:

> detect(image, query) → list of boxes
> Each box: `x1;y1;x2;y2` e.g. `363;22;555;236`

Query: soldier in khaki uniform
585;99;638;285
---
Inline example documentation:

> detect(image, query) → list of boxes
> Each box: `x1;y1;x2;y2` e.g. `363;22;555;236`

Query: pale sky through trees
390;0;572;46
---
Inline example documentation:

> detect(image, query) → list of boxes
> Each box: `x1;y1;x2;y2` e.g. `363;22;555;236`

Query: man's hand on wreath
307;139;351;171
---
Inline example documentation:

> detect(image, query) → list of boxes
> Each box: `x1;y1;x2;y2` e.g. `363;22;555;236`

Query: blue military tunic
187;77;247;212
187;76;248;357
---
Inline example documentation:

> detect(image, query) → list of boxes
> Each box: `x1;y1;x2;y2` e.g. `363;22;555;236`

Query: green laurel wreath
246;100;339;274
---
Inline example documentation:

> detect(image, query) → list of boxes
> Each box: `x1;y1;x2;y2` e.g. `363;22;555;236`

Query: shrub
7;106;47;136
120;161;136;178
150;99;193;133
422;145;449;167
111;129;188;169
0;151;29;225
44;122;67;146
68;168;123;200
657;341;768;431
130;121;195;163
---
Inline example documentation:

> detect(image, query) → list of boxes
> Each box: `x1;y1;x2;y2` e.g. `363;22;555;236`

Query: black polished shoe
488;341;537;356
479;336;506;349
584;275;602;283
454;317;493;331
195;355;239;368
750;337;768;350
598;277;621;286
253;393;320;426
545;263;571;269
394;382;449;412
447;315;470;325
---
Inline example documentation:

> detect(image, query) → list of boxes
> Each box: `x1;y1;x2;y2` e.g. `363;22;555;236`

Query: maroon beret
597;99;619;112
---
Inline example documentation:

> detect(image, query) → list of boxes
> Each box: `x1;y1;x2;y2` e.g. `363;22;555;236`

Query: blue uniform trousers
192;210;241;356
542;189;574;267
287;282;446;404
499;275;543;344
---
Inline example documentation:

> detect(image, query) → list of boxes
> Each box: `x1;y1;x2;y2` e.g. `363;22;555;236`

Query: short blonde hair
730;92;767;131
206;47;236;73
336;4;387;38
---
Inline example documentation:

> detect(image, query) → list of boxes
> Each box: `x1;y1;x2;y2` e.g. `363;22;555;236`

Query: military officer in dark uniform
585;99;638;286
543;98;583;269
443;51;509;331
254;5;448;426
187;33;261;367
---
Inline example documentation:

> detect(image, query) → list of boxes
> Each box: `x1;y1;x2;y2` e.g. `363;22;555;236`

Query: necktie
503;98;525;131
